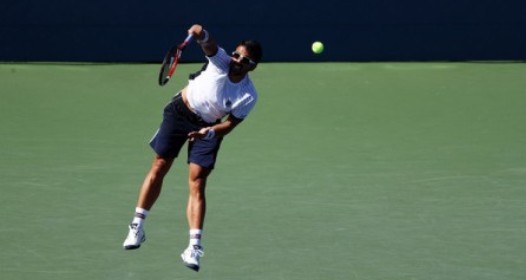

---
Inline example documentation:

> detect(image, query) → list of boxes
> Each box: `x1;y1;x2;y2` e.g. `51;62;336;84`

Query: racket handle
178;34;194;50
184;34;193;44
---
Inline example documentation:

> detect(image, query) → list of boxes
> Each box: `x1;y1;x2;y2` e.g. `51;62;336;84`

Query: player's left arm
187;114;243;140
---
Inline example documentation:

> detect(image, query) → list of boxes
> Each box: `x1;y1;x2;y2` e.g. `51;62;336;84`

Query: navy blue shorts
149;94;223;170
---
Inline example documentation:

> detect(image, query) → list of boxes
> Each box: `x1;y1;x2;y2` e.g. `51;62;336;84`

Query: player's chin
229;63;244;75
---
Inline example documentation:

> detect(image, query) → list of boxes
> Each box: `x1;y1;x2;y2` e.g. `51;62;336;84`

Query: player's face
229;46;256;75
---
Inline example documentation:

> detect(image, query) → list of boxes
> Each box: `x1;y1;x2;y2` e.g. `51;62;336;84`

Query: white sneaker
181;245;204;271
123;223;145;250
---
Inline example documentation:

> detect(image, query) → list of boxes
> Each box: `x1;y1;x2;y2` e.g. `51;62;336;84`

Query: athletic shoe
181;245;204;271
123;223;145;250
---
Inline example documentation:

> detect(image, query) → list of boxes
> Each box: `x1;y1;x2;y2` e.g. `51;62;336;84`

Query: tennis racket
158;34;193;86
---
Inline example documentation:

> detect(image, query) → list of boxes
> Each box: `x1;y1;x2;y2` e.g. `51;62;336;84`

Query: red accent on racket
158;34;193;86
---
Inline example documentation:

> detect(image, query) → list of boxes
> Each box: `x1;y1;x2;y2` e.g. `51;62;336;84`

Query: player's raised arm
188;24;217;57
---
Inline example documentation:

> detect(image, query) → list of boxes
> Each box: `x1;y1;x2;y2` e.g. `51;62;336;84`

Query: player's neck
228;73;247;83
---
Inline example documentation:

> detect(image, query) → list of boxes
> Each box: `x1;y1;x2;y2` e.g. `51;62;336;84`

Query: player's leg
137;155;175;210
123;155;174;250
123;96;188;250
181;163;210;271
186;162;211;230
181;136;222;271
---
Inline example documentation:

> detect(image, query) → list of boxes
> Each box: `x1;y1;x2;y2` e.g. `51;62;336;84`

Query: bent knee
151;156;173;175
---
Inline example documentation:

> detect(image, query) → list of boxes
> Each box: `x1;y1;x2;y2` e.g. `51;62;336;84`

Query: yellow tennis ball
312;41;324;54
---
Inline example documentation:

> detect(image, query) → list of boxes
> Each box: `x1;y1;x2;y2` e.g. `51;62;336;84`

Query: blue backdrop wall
1;0;525;62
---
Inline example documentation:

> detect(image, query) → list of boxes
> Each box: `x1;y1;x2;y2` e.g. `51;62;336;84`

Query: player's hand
188;24;216;56
188;24;204;40
188;127;212;141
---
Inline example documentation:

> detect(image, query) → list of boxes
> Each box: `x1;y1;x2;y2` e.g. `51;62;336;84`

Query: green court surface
1;62;525;280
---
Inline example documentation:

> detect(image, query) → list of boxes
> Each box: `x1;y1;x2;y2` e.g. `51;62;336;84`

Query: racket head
158;47;181;86
158;34;193;86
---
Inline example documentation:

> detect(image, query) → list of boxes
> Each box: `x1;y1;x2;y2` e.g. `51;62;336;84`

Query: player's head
229;40;262;75
238;40;262;64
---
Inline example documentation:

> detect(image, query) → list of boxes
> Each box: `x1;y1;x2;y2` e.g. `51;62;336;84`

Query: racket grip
184;34;194;43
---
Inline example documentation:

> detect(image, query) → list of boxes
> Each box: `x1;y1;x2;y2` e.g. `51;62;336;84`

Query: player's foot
181;245;204;271
123;223;145;250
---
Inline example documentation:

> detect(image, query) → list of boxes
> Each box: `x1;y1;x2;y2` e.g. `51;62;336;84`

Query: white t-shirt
186;47;258;123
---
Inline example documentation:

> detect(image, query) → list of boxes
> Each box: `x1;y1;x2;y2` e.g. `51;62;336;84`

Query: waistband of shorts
171;92;212;126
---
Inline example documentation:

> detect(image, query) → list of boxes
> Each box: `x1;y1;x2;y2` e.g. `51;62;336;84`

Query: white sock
132;207;149;227
189;229;203;247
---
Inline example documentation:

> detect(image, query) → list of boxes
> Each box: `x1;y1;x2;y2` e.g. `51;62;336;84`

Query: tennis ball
312;41;324;54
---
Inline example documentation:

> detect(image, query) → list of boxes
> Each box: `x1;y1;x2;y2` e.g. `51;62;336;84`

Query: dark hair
238;40;263;64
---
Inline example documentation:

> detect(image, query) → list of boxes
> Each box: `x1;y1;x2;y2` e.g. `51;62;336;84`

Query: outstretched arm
187;115;243;141
188;24;218;57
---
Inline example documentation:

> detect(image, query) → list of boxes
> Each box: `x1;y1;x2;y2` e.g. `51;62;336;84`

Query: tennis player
122;24;262;272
